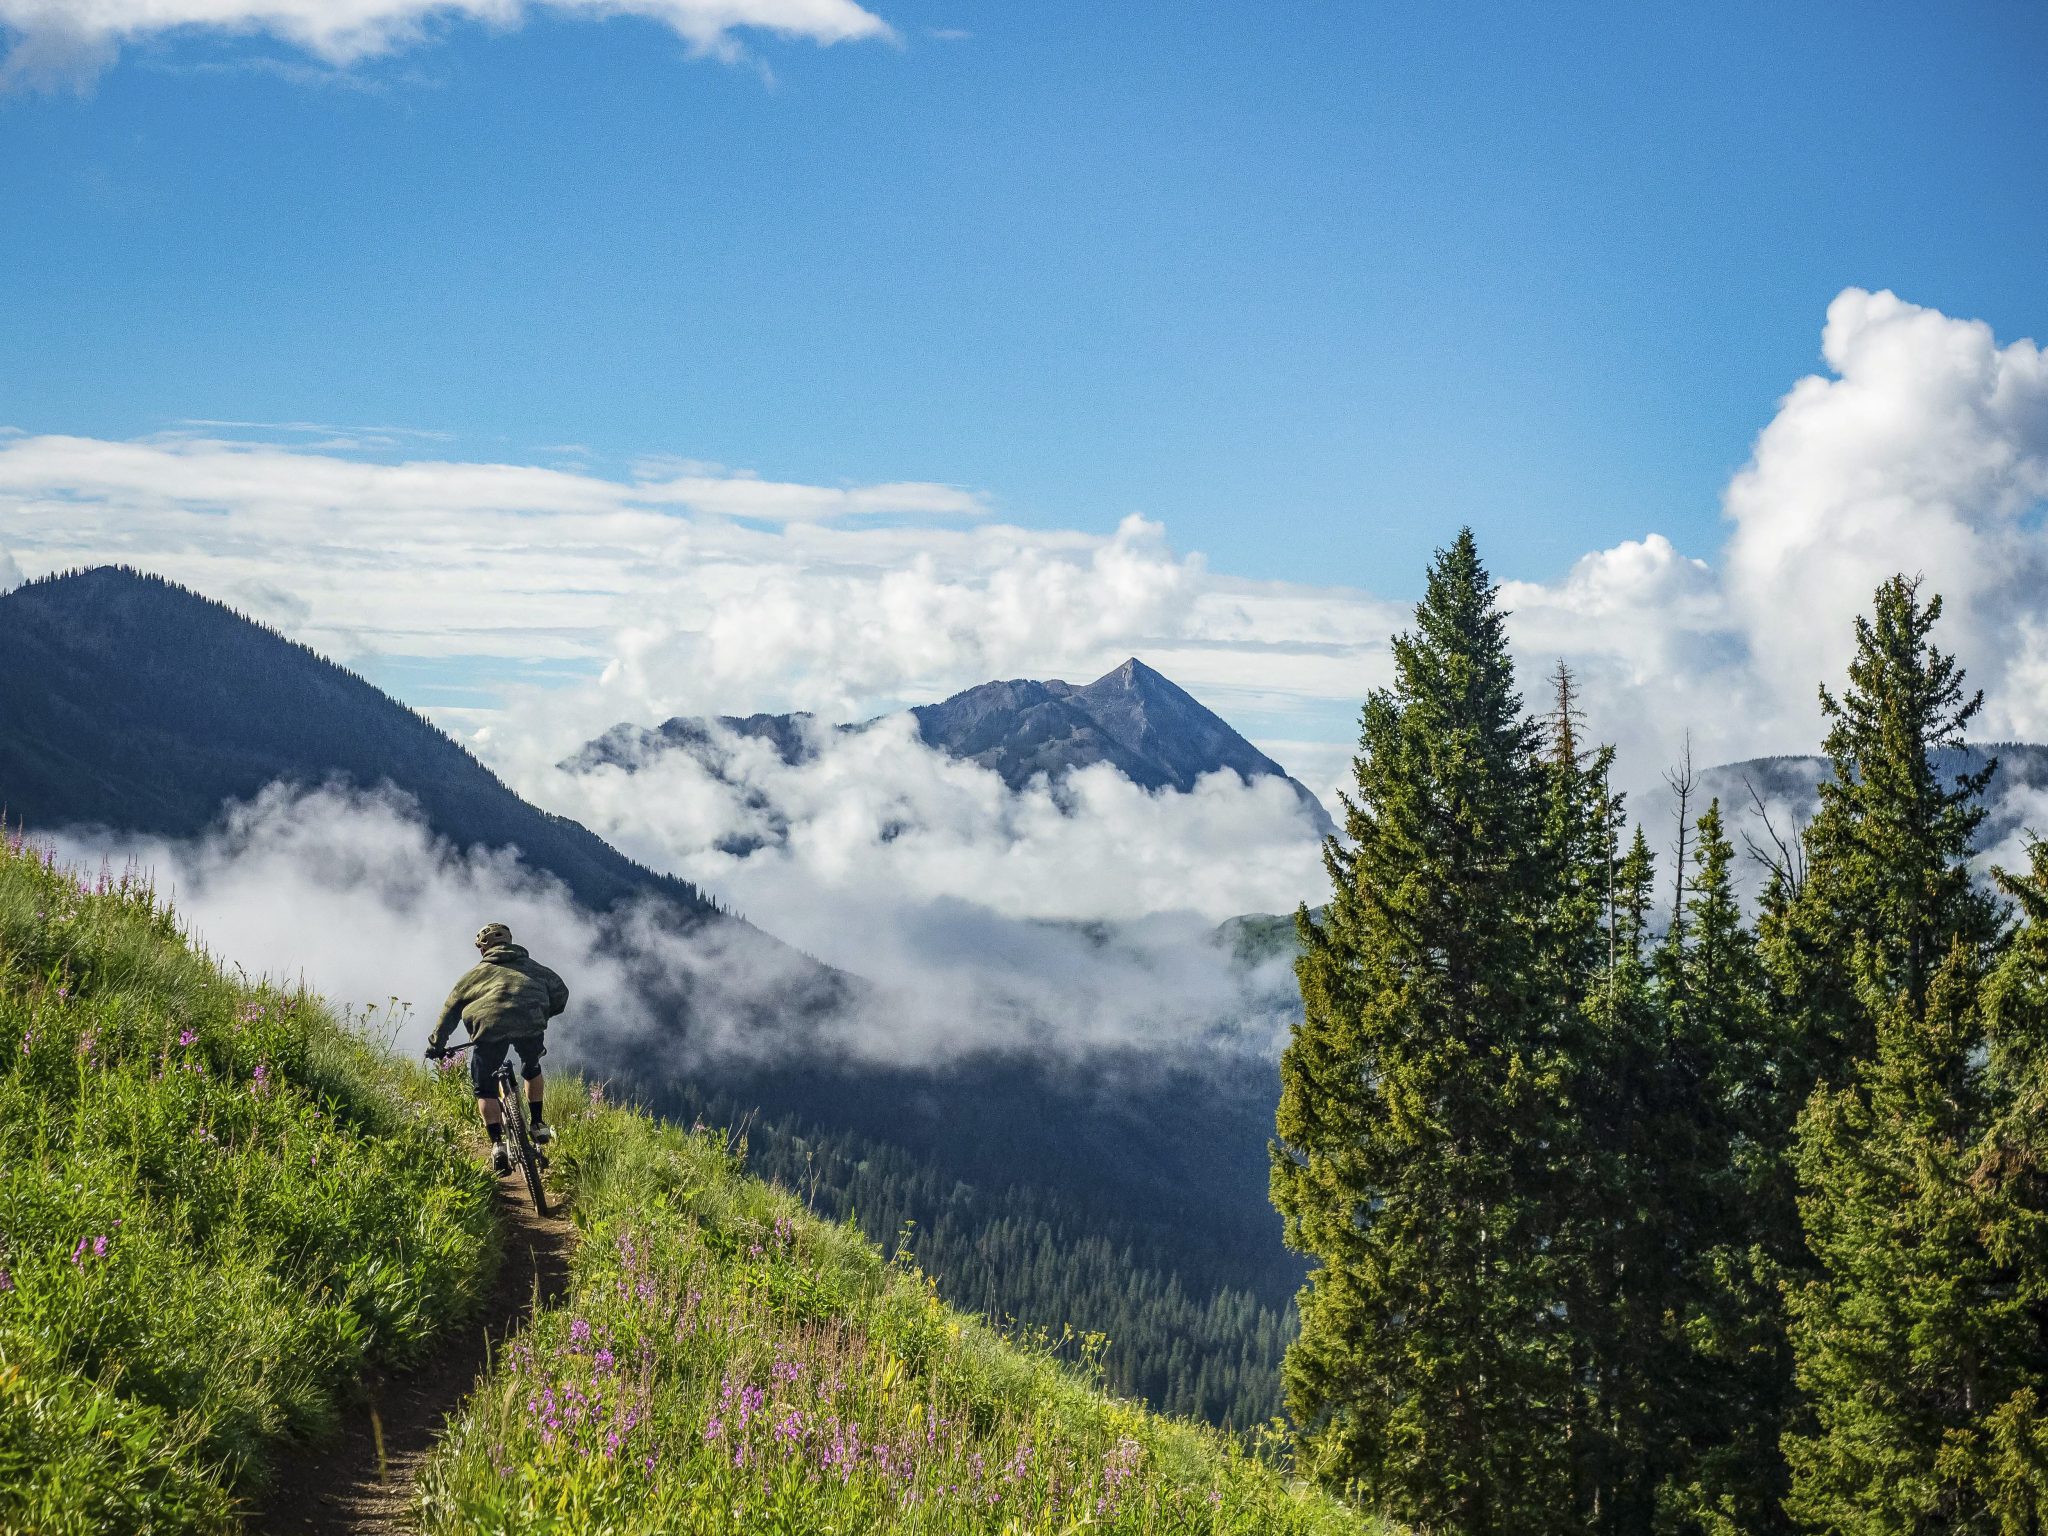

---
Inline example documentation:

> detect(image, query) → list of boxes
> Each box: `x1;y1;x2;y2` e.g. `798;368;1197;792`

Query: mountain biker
425;923;569;1175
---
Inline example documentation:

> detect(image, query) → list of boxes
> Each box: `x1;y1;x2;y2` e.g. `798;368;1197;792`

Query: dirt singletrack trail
254;1184;575;1536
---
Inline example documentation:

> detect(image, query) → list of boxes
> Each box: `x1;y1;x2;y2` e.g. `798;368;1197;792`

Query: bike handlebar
424;1040;476;1059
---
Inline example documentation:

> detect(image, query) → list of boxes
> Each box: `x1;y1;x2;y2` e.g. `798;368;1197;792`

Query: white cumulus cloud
0;0;892;87
0;428;1386;789
5;288;2047;825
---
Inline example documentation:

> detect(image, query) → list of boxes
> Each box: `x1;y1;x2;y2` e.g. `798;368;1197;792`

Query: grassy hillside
0;830;497;1535
0;828;1377;1534
419;1093;1376;1534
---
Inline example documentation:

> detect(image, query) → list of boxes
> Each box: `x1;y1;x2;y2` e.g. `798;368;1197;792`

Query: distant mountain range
570;658;1338;839
1652;745;2048;881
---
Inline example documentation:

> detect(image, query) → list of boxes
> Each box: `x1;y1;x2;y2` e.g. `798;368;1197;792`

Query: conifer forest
1273;531;2048;1534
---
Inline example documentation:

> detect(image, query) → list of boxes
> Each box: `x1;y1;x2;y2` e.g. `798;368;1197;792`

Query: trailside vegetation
0;830;497;1536
0;827;1373;1534
420;1094;1378;1534
1276;545;2048;1533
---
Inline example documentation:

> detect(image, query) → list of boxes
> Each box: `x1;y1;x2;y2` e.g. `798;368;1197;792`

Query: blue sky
6;0;2045;599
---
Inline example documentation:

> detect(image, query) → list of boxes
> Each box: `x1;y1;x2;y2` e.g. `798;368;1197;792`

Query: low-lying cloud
538;710;1330;930
0;0;891;88
50;779;1308;1070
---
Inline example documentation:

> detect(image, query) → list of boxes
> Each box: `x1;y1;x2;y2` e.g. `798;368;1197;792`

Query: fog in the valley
49;767;1316;1072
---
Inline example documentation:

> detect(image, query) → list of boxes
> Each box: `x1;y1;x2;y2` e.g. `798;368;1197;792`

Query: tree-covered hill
0;566;719;918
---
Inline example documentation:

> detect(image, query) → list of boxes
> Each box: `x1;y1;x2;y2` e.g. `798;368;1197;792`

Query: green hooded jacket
429;942;569;1048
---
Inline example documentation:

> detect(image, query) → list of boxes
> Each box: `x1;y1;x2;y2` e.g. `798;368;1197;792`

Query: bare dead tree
1664;733;1696;949
1741;774;1808;897
1548;659;1587;771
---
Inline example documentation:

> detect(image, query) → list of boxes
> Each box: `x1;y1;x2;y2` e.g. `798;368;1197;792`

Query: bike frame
430;1039;549;1216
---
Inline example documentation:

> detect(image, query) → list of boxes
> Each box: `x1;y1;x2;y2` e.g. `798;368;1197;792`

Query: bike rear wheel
501;1066;549;1216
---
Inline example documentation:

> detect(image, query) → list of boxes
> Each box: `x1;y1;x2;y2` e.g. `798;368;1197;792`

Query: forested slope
0;567;718;918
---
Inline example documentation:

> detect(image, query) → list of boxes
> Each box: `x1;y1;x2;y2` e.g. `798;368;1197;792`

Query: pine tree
1576;826;1669;1534
1779;577;2011;1533
1764;577;1999;1103
1651;802;1793;1535
1538;663;1639;1529
1786;944;2001;1532
1274;530;1571;1533
1974;842;2048;1527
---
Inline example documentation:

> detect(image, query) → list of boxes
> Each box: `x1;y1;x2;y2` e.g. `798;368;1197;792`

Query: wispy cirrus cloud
0;0;893;88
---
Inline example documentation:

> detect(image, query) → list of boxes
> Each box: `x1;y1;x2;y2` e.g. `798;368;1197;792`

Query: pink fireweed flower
0;1268;14;1292
177;1029;196;1047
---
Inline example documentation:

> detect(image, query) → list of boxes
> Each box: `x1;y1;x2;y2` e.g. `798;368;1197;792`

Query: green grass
0;835;496;1536
0;830;1381;1534
419;1093;1380;1534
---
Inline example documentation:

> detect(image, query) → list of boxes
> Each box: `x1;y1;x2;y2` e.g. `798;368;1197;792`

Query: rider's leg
516;1037;551;1141
470;1040;511;1168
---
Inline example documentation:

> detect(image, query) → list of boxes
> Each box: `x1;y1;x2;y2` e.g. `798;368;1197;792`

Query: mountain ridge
570;656;1338;837
0;565;728;921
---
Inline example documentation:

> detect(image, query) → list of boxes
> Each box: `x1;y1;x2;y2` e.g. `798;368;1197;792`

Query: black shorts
468;1033;547;1098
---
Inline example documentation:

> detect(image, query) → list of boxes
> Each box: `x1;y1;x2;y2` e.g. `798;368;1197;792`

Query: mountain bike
427;1039;549;1216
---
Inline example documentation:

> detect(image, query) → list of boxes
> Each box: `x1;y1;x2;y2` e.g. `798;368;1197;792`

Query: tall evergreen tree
1786;943;2004;1532
1973;842;2048;1527
1274;530;1570;1533
1537;663;1640;1530
1576;826;1670;1534
1652;803;1793;1536
1764;577;2000;1102
1779;577;2011;1533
